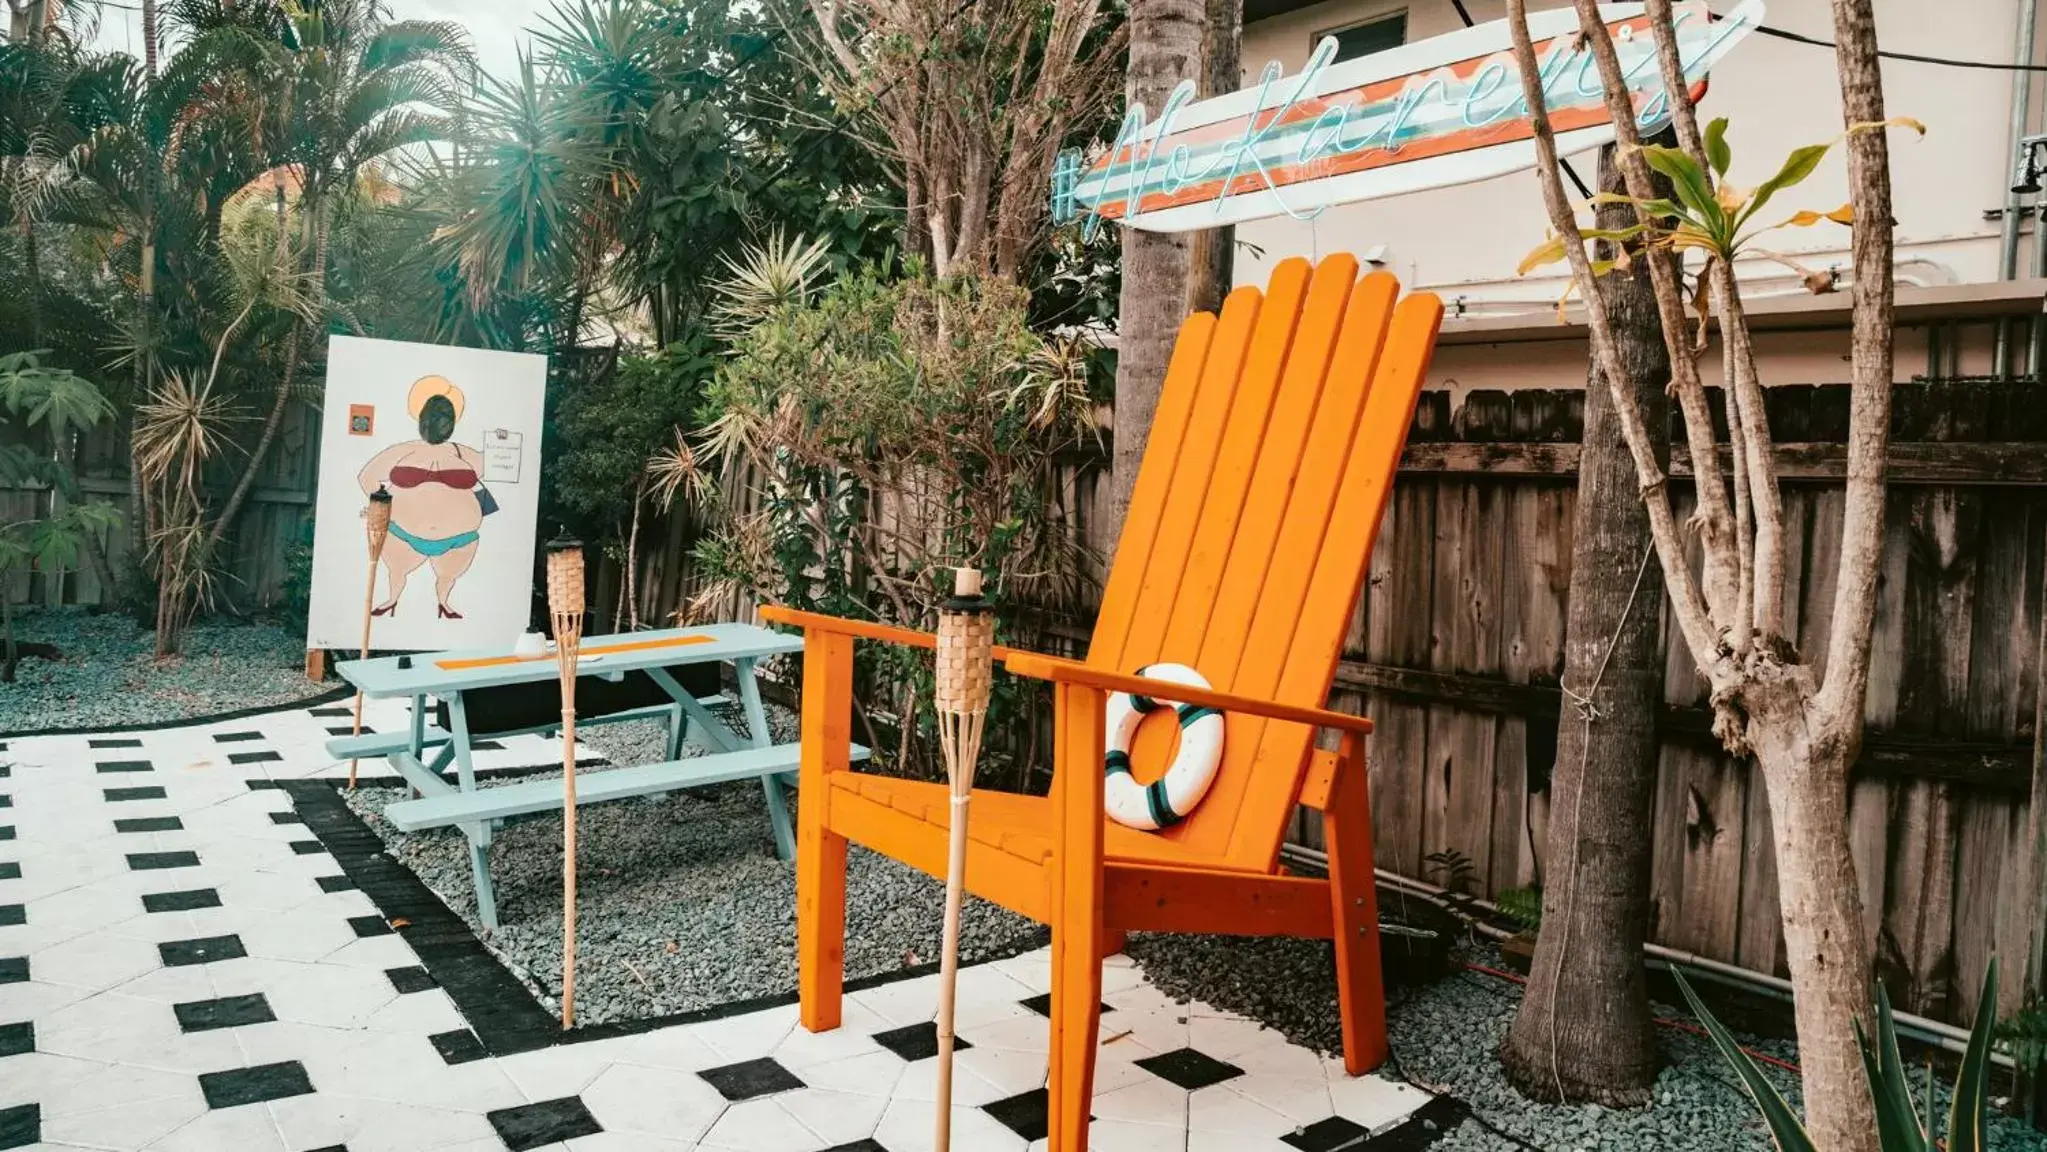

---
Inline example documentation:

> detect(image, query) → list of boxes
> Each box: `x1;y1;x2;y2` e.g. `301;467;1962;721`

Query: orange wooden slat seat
764;253;1444;1152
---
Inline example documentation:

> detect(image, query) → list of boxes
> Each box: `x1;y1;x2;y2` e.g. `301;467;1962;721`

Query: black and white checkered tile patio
0;701;1435;1151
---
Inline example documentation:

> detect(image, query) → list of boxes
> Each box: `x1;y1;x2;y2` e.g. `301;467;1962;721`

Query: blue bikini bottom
389;523;481;557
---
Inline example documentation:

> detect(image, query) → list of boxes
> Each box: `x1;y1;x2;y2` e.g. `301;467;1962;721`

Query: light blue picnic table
326;623;861;928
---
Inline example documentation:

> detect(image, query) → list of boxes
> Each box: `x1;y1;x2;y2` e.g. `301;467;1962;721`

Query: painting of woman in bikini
357;375;496;619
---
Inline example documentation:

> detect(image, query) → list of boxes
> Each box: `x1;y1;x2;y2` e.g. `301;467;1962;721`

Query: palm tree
205;0;470;550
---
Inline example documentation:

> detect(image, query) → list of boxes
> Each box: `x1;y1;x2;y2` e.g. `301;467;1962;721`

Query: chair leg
1100;927;1128;960
797;813;847;1033
1048;680;1108;1152
1049;916;1104;1151
1326;733;1388;1075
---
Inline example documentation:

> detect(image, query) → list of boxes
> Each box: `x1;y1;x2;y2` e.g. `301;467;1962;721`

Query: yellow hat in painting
407;375;466;420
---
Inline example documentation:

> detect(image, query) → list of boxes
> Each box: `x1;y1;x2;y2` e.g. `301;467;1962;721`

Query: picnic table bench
327;623;868;927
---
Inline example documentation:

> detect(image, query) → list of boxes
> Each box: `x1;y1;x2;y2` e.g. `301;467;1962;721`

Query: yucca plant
1674;959;2000;1152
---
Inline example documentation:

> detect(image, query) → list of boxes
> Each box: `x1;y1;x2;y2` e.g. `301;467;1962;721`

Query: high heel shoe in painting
438;604;463;620
372;604;397;617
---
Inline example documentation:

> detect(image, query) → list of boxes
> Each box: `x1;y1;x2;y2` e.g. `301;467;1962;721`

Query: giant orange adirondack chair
761;253;1443;1150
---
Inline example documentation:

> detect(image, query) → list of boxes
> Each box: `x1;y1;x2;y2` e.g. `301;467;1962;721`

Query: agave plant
1674;959;1999;1152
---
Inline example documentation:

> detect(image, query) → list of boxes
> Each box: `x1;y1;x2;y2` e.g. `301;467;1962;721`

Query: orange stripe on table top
435;634;716;671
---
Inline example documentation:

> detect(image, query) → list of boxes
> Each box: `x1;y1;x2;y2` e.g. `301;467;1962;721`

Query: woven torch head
546;533;585;623
935;568;994;716
365;485;394;556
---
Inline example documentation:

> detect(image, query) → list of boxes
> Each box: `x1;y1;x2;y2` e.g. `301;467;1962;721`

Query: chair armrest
1003;652;1373;736
759;604;1025;660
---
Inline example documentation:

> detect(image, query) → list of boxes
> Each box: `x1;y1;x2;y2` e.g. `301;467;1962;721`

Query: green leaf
1638;145;1723;231
1705;117;1732;177
1673;972;1818;1152
1857;984;1929;1152
1946;957;1999;1152
1739;143;1833;231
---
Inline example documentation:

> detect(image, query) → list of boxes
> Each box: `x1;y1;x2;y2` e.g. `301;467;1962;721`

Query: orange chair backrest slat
1086;254;1443;869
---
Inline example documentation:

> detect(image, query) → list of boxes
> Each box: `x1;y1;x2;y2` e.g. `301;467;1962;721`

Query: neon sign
1052;0;1765;234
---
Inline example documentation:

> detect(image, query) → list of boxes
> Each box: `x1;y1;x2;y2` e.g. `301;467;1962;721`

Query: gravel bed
343;714;1044;1027
0;608;323;734
1131;932;2047;1152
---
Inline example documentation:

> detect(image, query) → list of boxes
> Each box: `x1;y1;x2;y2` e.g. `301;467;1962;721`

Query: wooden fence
0;403;320;612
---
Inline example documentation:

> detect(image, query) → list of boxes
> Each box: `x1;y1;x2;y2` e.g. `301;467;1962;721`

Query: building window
1324;12;1407;63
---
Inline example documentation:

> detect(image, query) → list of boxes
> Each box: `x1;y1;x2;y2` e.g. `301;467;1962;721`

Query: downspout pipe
1997;0;2038;379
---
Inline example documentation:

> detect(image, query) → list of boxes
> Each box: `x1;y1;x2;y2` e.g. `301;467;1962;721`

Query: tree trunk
142;0;159;79
1499;142;1669;1106
1110;0;1203;528
1185;0;1240;316
1747;672;1877;1152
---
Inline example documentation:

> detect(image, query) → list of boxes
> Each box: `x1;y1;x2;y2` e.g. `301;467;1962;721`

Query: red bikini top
389;465;478;490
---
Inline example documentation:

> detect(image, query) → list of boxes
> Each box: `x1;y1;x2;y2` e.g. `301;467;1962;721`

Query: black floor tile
96;760;154;774
470;740;503;751
213;731;263;743
90;738;142;749
315;875;355;893
1018;992;1113;1018
0;796;10;809
0;958;24;985
143;889;221;913
697;1057;804;1102
0;1022;29;1058
159;935;245;967
1283;1115;1373;1151
303;1146;348;1152
310;706;352;717
127;851;200;871
105;786;167;802
822;1142;891;1152
291;841;328;856
872;1021;969;1063
0;864;14;881
347;915;393;938
386;966;437;994
0;766;7;778
428;1029;486;1065
269;811;305;825
1363;1097;1469;1151
199;1060;314;1108
115;816;183;833
487;1097;603;1150
982;1088;1078;1143
1134;1047;1243;1091
0;829;12;843
0;1102;37;1150
230;751;282;765
175;993;275;1033
0;906;22;927
327;726;364;737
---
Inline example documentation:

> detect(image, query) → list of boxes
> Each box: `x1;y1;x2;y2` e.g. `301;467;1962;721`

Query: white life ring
1103;663;1226;831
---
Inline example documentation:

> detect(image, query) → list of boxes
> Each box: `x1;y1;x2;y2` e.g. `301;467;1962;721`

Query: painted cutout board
306;336;549;653
1053;0;1763;232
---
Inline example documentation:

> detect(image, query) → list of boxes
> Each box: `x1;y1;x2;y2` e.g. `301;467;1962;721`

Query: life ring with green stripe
1103;663;1225;831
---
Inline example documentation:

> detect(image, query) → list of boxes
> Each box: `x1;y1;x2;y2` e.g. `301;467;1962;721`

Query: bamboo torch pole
932;567;994;1151
546;533;586;1030
348;485;394;790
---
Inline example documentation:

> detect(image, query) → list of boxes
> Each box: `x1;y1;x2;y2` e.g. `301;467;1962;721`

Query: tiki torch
546;532;586;1029
932;567;994;1150
347;485;394;790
